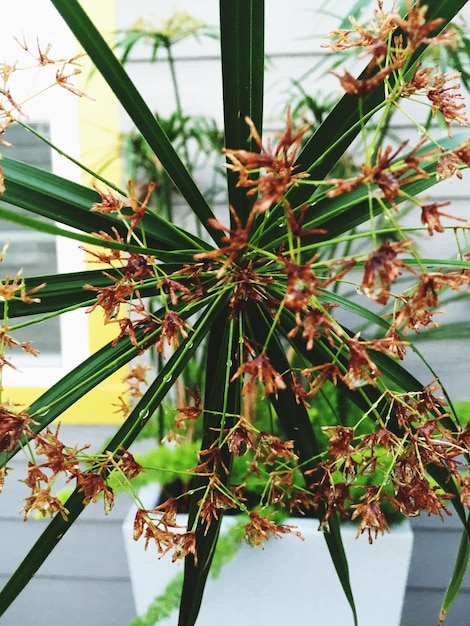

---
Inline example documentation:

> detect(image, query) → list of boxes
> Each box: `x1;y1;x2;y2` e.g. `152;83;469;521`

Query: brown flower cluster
0;246;45;305
327;141;430;208
287;305;342;351
112;360;153;417
174;386;202;430
133;498;197;563
194;109;313;281
223;108;310;214
155;311;193;354
228;264;275;313
420;201;465;236
282;257;321;313
0;403;36;453
84;193;208;354
323;0;469;242
0;325;40;372
131;421;310;558
0;37;88;146
156;382;467;550
0;244;44;371
242;511;303;547
392;270;470;334
361;239;415;304
306;384;468;543
232;351;287;398
194;205;252;277
126;334;466;556
84;265;152;347
19;426;142;520
10;3;464;570
226;426;306;516
405;65;468;135
326;1;456;106
91;180;156;244
300;333;408;395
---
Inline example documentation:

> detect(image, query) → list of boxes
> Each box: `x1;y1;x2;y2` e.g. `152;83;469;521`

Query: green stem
17;120;125;195
0;300;7;403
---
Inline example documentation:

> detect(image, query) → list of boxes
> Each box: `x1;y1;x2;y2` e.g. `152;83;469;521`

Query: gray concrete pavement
0;426;136;626
1;426;469;626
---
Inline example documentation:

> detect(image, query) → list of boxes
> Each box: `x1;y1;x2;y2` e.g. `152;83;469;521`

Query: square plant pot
123;485;413;626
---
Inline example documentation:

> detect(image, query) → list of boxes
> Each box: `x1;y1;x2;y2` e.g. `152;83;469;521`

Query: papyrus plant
0;2;469;625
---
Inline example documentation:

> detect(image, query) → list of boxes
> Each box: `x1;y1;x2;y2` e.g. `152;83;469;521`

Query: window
1;123;61;363
1;122;89;387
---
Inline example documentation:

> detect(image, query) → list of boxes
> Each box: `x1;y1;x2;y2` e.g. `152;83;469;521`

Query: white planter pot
123;485;413;626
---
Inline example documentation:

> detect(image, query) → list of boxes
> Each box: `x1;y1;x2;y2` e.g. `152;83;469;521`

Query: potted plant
119;386;414;626
122;491;413;626
0;2;469;626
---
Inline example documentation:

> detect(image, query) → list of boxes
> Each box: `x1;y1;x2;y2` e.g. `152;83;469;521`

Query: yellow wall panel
72;0;128;425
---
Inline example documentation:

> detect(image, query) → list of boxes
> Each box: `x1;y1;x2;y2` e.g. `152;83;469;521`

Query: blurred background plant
115;14;224;231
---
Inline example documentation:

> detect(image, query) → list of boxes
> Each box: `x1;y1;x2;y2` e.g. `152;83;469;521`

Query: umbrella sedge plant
0;1;469;625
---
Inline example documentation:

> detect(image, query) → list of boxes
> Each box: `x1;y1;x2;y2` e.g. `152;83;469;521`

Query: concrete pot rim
123;482;412;534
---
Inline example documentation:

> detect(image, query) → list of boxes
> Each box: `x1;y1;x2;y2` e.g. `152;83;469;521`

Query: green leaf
1;156;209;256
0;269;132;319
219;0;264;225
104;295;229;454
411;319;470;341
297;0;470;189
257;132;470;250
322;514;358;626
179;312;240;626
0;265;207;319
259;0;470;234
439;521;470;626
0;203;166;260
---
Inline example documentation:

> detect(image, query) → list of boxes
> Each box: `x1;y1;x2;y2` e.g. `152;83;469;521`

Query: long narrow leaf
103;294;229;454
220;0;264;226
0;296;213;467
1;156;209;255
1;265;216;319
0;204;168;260
439;522;470;626
1;269;148;318
290;0;470;204
253;0;470;240
256;132;469;250
179;312;240;626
